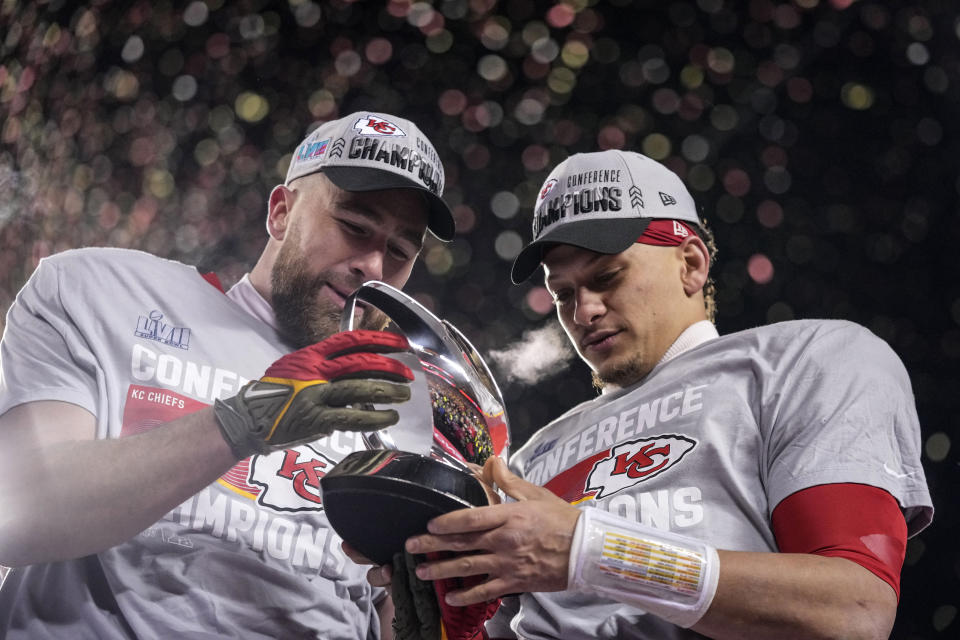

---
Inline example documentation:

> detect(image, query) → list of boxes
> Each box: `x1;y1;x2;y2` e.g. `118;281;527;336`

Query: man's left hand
405;456;581;606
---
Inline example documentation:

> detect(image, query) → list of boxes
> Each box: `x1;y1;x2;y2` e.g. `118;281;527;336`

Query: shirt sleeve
0;257;101;417
762;321;932;536
772;483;907;599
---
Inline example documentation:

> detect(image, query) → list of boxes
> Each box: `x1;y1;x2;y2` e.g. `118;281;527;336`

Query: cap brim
322;166;455;241
510;218;652;284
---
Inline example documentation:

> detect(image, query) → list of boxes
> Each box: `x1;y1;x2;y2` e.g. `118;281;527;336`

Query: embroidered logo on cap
354;115;406;137
539;178;559;202
296;138;329;162
672;220;689;237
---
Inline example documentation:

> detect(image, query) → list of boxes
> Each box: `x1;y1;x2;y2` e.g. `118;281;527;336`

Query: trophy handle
340;281;449;354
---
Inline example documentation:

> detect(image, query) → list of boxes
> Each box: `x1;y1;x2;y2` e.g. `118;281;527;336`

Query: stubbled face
270;175;428;348
543;242;694;388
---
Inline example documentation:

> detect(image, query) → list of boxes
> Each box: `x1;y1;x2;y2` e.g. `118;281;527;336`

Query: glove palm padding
215;330;414;459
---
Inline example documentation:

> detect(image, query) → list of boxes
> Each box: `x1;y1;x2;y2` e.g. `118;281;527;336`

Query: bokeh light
924;432;950;462
525;286;554;316
546;5;575;29
747;254;774;284
840;82;875;110
494;230;523;261
490;191;519;219
365;38;394;65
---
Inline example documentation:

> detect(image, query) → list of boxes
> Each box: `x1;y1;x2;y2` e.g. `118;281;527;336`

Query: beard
590;355;649;391
270;240;390;349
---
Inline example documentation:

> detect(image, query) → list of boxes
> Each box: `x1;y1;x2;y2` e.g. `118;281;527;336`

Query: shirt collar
656;320;719;368
599;320;719;396
225;274;279;331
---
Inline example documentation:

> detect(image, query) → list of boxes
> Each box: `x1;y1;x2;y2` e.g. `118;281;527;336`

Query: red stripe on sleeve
771;483;907;599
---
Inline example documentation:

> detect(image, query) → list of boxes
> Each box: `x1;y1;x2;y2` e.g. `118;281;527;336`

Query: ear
679;235;710;297
266;185;293;241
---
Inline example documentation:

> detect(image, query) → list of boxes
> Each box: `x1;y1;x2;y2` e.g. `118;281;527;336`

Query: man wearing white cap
0;112;452;638
397;150;933;639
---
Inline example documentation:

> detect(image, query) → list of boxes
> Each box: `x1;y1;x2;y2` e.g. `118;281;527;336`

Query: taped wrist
567;508;719;628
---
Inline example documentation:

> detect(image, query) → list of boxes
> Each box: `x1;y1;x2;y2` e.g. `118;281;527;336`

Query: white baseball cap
511;150;703;283
285;112;455;241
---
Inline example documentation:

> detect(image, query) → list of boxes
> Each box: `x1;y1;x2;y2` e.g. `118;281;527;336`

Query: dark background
0;0;956;636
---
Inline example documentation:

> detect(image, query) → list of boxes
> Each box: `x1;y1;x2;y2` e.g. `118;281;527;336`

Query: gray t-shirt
486;319;933;640
0;248;386;639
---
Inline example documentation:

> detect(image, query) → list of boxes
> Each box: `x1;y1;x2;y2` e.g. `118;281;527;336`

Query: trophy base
321;449;488;566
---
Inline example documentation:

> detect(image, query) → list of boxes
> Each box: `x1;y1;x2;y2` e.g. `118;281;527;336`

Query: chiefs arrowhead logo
586;435;696;499
353;115;406;137
248;444;336;513
539;178;558;202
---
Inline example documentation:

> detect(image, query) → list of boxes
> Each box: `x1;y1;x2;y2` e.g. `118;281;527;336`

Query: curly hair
696;217;719;323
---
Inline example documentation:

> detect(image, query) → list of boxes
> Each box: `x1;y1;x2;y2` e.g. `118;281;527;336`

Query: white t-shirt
0;248;386;639
486;319;933;640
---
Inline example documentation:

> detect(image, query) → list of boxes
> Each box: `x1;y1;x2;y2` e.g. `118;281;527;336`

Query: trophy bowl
320;281;510;566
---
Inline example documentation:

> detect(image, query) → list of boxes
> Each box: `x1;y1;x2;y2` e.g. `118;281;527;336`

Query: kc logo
539;178;558;201
586;435;696;499
248;444;336;512
354;115;406;137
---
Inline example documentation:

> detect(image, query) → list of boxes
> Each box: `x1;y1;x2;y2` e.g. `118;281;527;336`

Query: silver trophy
320;281;510;565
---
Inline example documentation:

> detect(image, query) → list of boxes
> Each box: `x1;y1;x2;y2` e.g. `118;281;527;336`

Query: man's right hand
213;330;414;459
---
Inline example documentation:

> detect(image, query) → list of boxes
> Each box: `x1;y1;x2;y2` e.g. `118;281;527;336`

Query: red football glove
431;550;500;640
214;330;414;459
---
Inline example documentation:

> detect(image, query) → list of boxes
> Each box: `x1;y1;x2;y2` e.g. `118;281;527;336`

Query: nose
347;247;385;282
573;288;605;326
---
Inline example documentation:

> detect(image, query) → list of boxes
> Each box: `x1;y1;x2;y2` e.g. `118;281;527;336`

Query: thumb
488;455;542;502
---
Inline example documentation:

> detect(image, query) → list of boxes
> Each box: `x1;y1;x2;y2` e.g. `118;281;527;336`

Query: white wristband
567;508;719;628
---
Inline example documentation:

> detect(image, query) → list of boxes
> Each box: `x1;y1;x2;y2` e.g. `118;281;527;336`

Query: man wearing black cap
0;112;452;638
396;150;933;639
